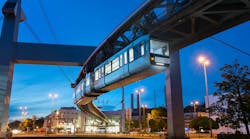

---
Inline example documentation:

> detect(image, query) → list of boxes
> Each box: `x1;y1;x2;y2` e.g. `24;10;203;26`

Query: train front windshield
150;39;169;57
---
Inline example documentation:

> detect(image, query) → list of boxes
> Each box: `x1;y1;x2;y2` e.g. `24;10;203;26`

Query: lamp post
19;106;28;120
197;55;212;137
48;93;58;107
136;88;144;131
142;104;147;131
142;104;147;120
190;101;199;117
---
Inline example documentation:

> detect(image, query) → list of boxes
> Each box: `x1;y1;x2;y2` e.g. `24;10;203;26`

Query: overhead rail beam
75;0;250;84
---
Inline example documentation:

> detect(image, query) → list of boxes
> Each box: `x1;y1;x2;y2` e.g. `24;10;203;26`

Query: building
184;112;207;128
84;110;121;133
43;107;85;133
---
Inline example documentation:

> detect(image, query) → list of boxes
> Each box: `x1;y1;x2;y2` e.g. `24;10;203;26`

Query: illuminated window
150;39;169;56
119;54;123;67
105;62;111;75
98;69;102;79
112;57;119;71
75;81;83;99
95;70;99;81
124;51;127;64
140;42;145;56
129;48;134;62
86;76;90;86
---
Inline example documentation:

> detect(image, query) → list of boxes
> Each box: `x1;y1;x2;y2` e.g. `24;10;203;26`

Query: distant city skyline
0;0;249;121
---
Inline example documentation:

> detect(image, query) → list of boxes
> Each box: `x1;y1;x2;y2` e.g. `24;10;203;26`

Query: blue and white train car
93;35;170;92
74;35;170;121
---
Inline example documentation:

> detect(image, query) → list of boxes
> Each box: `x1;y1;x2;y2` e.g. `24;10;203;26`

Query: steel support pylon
0;0;21;136
165;47;185;139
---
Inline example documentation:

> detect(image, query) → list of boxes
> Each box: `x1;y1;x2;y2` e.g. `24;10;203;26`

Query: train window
86;76;90;86
95;70;99;81
98;69;102;79
124;51;127;64
119;54;123;67
112;57;119;71
150;39;169;57
75;81;83;99
105;62;111;75
129;48;134;62
134;45;140;60
140;42;145;56
100;66;104;78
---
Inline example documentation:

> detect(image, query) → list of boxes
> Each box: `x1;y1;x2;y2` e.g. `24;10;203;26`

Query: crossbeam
14;42;96;66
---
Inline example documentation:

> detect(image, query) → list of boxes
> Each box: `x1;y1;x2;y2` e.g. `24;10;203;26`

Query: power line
37;0;75;83
24;21;73;83
2;9;73;84
37;0;58;42
24;22;42;42
57;66;73;83
210;37;250;57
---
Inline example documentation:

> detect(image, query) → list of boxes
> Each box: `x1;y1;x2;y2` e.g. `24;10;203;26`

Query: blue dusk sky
0;0;249;121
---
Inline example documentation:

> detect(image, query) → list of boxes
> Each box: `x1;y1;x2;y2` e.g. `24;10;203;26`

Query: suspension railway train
74;35;170;122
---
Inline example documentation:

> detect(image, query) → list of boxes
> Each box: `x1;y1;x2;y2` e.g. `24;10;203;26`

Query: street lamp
136;88;144;131
190;101;199;113
48;93;58;106
190;101;199;118
197;55;212;137
19;106;28;120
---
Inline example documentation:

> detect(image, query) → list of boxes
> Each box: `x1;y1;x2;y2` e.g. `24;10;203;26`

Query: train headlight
156;62;165;66
150;56;155;61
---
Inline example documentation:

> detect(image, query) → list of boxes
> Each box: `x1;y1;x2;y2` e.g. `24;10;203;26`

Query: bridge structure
73;0;250;138
0;0;250;138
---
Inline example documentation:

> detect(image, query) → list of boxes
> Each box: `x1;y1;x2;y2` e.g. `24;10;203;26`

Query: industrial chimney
131;93;134;110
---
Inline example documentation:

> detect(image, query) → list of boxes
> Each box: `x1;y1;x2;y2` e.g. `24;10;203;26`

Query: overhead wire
24;20;73;83
37;0;127;112
37;0;74;83
24;22;42;42
37;0;58;42
210;37;250;57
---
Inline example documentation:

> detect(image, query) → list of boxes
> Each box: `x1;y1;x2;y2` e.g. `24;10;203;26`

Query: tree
8;120;21;129
149;119;159;132
19;118;33;131
149;107;167;132
189;116;219;131
151;107;167;118
35;117;44;128
130;120;139;130
212;60;250;135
